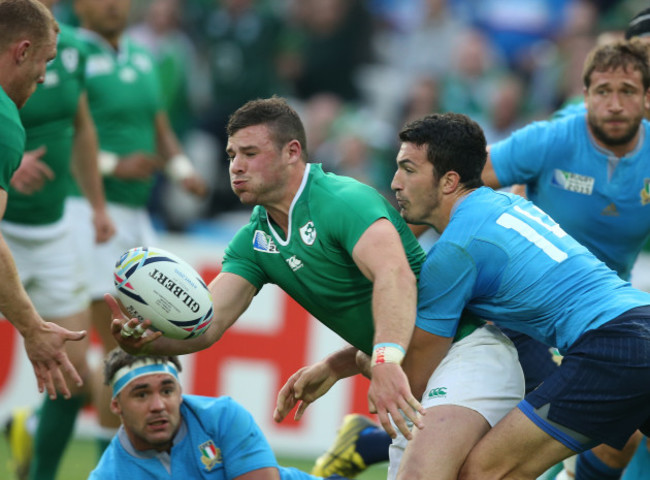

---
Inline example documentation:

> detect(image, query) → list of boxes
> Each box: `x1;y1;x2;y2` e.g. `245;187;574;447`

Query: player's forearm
371;265;417;351
0;234;42;335
155;111;183;160
322;345;364;380
72;96;107;212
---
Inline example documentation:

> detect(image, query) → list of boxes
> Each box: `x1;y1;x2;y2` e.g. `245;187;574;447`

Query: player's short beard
588;113;640;147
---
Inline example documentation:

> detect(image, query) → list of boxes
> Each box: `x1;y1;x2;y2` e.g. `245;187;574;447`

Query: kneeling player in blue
89;348;349;480
390;113;650;480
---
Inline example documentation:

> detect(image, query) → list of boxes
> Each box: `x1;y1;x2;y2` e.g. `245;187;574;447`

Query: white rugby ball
114;246;214;339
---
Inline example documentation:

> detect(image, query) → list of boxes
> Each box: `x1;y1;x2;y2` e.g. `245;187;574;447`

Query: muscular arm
274;345;361;422
154;111;182;159
71;93;114;242
352;218;424;438
0;190;85;398
234;467;280;480
352;218;417;351
111;272;257;355
154;111;206;196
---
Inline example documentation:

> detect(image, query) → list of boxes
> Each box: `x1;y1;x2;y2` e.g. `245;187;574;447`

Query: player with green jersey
68;0;207;456
0;0;86;408
109;98;524;480
222;163;423;355
3;6;118;478
0;83;25;189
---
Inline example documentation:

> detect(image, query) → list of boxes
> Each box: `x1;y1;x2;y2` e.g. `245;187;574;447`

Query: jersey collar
266;163;311;247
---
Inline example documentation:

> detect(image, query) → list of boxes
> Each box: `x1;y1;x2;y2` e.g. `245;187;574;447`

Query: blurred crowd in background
50;0;648;231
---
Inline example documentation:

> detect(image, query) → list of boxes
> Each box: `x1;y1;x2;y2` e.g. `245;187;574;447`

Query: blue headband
111;360;179;398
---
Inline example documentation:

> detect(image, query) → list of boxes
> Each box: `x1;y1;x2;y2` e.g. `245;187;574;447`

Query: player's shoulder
453;188;509;228
182;395;250;427
0;89;24;143
57;23;85;47
308;163;385;207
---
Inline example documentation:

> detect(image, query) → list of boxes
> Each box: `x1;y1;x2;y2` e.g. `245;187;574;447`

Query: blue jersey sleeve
214;398;279;479
490;120;556;187
415;241;476;337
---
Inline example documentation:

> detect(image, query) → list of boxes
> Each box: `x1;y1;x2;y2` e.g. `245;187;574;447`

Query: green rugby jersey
0;86;25;194
76;29;163;207
10;24;86;225
222;163;427;355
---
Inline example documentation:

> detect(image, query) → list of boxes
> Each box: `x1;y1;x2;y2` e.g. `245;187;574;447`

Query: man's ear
13;40;31;65
285;139;302;165
441;171;461;194
110;397;121;416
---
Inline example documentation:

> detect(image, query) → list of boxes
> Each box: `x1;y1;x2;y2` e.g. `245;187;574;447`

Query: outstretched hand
273;361;340;423
105;293;162;354
23;321;86;399
367;363;425;439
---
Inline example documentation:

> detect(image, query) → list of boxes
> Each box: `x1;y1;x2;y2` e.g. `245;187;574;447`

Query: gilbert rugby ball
114;246;214;339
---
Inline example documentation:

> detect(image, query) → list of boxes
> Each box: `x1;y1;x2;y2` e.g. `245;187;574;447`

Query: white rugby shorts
66;198;156;300
1;215;89;318
388;324;525;479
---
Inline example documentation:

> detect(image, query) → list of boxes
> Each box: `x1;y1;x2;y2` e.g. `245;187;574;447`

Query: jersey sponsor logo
286;255;303;271
601;203;619;216
119;66;137;83
60;48;79;73
551;169;594;195
86;55;113;77
198;440;222;470
641;179;650;206
253;230;279;253
299;221;317;245
427;387;447;398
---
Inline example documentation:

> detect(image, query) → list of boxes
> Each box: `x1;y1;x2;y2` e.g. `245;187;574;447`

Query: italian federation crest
199;440;222;471
300;221;317;245
641;179;650;206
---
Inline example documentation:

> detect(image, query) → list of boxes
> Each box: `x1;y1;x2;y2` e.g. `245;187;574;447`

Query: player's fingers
121;322;135;338
62;328;87;342
399;396;425;430
131;323;147;339
368;396;377;414
377;409;397;439
273;391;297;423
57;354;84;389
390;407;412;440
104;293;125;318
275;378;294;407
294;400;310;421
51;365;72;400
38;362;61;400
138;330;162;345
36;161;55;180
31;362;47;395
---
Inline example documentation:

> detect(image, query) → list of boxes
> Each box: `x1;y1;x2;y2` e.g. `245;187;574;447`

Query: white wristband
98;151;119;175
165;154;195;182
371;342;405;367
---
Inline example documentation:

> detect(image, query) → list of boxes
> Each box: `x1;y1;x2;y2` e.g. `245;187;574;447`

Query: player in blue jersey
389;111;650;480
89;348;351;480
483;38;650;480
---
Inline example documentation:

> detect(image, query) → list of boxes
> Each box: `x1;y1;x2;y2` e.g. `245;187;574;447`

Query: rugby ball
114;246;214;339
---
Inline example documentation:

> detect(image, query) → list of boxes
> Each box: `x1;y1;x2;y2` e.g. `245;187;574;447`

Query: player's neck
264;162;307;234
